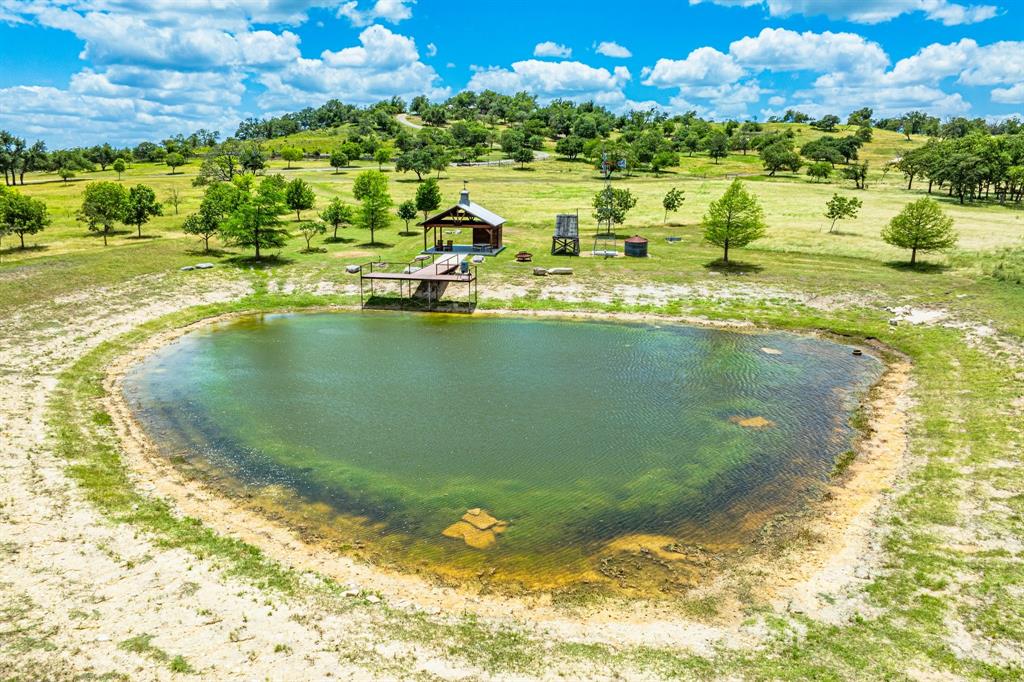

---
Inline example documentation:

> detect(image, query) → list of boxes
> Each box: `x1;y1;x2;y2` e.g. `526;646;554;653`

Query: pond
123;311;883;590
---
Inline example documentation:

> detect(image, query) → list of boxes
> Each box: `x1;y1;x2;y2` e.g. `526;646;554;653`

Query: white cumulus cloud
534;41;572;58
729;28;889;79
467;59;631;106
992;84;1024;104
594;41;632;58
644;47;744;87
688;0;999;25
336;0;415;26
260;25;446;110
0;0;437;145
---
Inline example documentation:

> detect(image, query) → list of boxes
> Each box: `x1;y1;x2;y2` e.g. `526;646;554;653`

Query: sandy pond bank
102;304;913;652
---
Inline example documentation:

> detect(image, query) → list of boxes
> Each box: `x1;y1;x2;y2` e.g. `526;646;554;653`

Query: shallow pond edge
84;298;912;644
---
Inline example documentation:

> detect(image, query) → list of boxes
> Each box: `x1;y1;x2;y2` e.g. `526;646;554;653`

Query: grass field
2;126;1024;679
5;123;1020;267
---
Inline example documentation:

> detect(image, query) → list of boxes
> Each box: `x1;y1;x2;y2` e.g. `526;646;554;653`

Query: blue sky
0;0;1021;147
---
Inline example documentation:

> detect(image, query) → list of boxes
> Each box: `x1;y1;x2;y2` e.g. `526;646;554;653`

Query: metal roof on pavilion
420;189;506;227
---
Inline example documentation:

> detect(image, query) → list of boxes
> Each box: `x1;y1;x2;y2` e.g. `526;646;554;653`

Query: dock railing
359;253;475;281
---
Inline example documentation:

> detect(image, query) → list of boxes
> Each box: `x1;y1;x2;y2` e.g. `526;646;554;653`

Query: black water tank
624;235;648;257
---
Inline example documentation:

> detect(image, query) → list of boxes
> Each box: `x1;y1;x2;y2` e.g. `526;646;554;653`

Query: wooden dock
360;253;471;282
358;252;478;310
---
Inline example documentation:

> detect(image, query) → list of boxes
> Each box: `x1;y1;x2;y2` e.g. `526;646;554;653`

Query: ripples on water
124;312;882;587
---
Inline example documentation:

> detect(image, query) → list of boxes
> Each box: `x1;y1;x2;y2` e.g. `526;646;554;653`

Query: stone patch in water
442;508;510;549
730;415;775;428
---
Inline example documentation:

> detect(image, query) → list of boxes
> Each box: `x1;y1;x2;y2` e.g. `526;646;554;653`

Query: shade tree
193;141;243;186
239;143;267;174
555;135;584;160
280;147;303;169
182;181;243;251
395;147;436;181
297;220;326;251
513;146;534;168
807;162;832;182
823;194;862;233
592;186;637;233
651;150;678;175
219;175;290;259
882;198;957;265
847;107;873;127
662;187;684;223
760;140;802;176
811;115;840;132
124;184;162;237
397;200;418;232
702;131;729;164
415;177;442;221
79;181;128;245
842;162;869;190
165;152;185;174
320;197;354;240
352;170;392;244
0;189;50;248
701;179;766;263
329;149;349;174
284;178;316;220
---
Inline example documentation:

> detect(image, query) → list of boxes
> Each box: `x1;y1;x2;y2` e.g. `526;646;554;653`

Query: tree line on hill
3;93;1023;213
894;134;1024;204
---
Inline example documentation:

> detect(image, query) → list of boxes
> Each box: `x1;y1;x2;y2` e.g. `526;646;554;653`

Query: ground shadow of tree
396;231;419;237
86;229;132;239
183;247;232;258
125;234;161;240
222;253;295;269
324;236;357;244
884;260;950;274
0;244;49;256
702;259;765;274
359;241;394;249
25;177;86;187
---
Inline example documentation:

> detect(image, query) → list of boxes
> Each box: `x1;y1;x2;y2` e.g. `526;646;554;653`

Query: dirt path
395;113;423;130
395;113;550;165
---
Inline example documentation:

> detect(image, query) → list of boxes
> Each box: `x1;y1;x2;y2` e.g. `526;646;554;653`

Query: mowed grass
6;132;1022;267
4;144;1024;347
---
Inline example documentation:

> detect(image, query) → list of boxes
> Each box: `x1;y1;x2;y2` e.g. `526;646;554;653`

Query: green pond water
123;311;882;587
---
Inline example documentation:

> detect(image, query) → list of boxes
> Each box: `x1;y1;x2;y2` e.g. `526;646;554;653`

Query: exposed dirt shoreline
103;304;913;650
